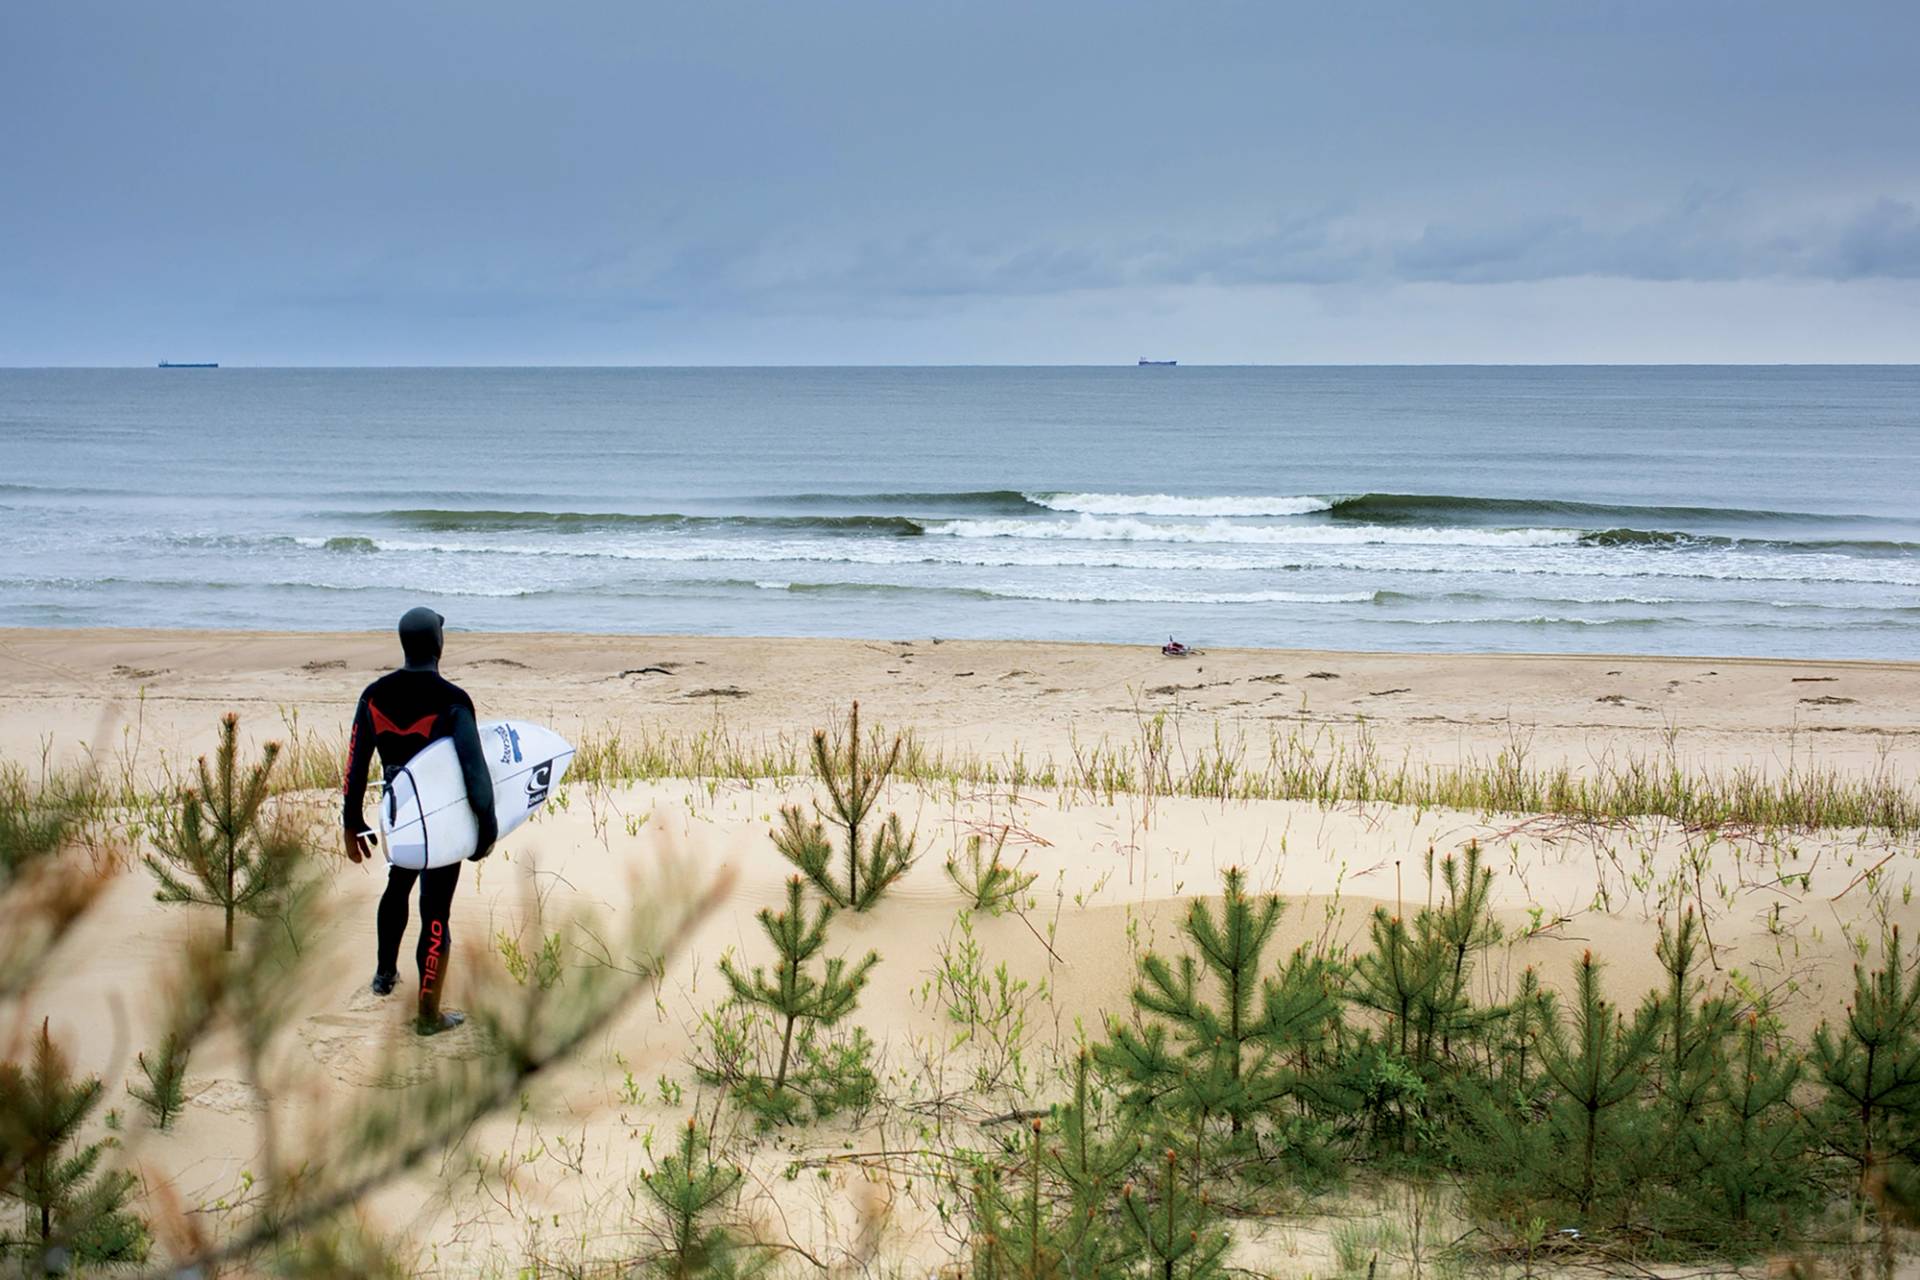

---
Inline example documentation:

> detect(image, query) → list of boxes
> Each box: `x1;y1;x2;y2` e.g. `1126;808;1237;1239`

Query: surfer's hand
344;829;364;863
469;840;494;863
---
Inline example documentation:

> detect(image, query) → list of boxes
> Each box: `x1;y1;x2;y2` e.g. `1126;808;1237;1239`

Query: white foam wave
980;588;1377;605
298;533;1920;587
930;514;1582;548
1029;492;1335;517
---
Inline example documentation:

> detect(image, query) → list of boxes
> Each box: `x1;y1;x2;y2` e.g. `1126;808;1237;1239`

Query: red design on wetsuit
371;705;438;738
422;919;445;996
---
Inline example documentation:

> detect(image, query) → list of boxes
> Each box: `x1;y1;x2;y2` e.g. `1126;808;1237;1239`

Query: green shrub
773;702;917;911
709;877;880;1125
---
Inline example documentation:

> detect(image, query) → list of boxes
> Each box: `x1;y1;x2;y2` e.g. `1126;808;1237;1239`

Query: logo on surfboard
493;723;524;764
525;761;552;809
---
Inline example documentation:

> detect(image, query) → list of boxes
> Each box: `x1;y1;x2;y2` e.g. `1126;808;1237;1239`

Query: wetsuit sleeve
446;701;498;856
342;691;376;834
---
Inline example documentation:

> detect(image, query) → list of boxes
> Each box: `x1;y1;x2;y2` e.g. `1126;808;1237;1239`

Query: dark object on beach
158;361;218;368
1305;670;1340;679
1138;358;1176;366
1161;637;1193;658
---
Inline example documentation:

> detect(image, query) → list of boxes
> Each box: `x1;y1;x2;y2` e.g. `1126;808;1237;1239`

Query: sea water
1;365;1915;659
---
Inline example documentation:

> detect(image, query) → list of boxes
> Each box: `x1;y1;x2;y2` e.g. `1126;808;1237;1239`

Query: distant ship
158;361;218;369
1137;358;1176;366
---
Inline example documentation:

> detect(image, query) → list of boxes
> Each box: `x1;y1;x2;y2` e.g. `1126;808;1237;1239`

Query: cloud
573;195;1920;311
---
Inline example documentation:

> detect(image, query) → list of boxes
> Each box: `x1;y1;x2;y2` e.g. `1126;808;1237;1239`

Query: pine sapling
0;1019;148;1261
1648;909;1734;1127
144;713;300;950
127;1029;191;1130
1495;966;1555;1096
1537;951;1660;1217
1350;908;1446;1065
1426;841;1503;1060
971;1119;1065;1280
1047;1046;1143;1269
1812;927;1920;1179
635;1114;763;1280
946;826;1038;916
974;1046;1144;1278
1118;1145;1231;1280
1811;926;1920;1269
716;876;879;1118
1700;1013;1806;1232
1099;868;1337;1144
772;701;916;911
1348;907;1447;1150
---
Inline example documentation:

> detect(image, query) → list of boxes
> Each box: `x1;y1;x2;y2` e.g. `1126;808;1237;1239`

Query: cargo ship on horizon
158;360;218;368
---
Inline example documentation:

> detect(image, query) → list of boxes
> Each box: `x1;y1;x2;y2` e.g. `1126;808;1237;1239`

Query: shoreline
3;627;1916;777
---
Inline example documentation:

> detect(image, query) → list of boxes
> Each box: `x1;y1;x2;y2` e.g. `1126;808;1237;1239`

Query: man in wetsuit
342;607;497;1035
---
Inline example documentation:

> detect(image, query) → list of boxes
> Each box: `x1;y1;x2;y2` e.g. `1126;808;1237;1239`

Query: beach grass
561;713;1920;835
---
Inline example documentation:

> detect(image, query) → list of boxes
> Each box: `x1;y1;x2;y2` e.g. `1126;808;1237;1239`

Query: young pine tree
1535;951;1661;1219
1494;966;1555;1097
127;1029;191;1130
1637;908;1738;1216
716;876;879;1122
972;1049;1144;1280
1647;909;1735;1129
1097;868;1339;1144
1118;1146;1231;1280
1804;932;1920;1212
1350;844;1502;1078
0;1020;148;1262
971;1119;1070;1280
1048;1047;1144;1269
635;1114;765;1280
772;702;917;911
946;826;1038;917
1346;908;1448;1152
144;713;300;950
1697;1013;1808;1235
1426;842;1503;1061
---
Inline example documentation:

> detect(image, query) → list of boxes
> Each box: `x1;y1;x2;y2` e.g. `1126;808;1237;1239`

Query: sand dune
4;629;1918;1274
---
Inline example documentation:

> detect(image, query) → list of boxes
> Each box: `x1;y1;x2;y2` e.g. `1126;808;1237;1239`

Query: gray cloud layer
3;0;1918;362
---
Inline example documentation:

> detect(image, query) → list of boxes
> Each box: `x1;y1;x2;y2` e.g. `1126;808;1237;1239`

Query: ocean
1;366;1915;659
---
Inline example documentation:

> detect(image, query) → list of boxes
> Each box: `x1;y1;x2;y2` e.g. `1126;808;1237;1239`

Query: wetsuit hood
398;607;445;668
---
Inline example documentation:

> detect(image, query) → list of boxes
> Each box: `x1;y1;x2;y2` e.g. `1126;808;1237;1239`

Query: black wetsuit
341;666;497;1009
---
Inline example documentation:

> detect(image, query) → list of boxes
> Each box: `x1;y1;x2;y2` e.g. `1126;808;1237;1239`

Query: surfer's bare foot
370;970;396;996
415;1009;466;1037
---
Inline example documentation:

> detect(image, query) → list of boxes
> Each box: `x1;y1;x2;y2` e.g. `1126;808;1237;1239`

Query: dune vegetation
2;700;1918;1278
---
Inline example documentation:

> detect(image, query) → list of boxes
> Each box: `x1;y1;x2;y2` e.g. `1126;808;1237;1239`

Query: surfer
342;607;497;1035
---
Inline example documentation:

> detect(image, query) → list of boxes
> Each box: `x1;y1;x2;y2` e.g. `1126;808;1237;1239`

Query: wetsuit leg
376;865;419;976
415;862;462;1014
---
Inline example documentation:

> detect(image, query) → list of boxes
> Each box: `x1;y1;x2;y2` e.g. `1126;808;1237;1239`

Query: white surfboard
380;720;575;870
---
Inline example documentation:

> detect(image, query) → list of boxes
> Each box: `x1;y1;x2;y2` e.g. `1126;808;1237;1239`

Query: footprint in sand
298;997;493;1089
187;1078;267;1115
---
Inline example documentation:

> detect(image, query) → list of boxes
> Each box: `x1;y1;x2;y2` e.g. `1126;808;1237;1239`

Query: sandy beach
5;628;1917;775
6;628;1920;1274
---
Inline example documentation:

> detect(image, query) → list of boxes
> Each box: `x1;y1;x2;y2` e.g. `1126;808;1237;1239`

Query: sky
3;1;1918;365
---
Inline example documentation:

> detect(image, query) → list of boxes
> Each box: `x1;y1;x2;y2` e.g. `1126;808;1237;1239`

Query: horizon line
5;360;1920;371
